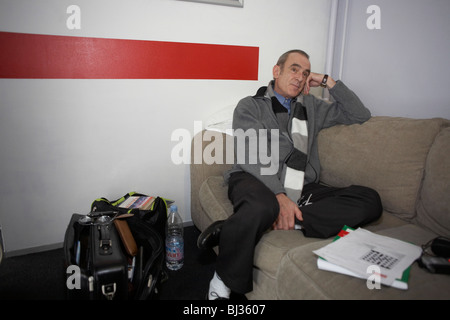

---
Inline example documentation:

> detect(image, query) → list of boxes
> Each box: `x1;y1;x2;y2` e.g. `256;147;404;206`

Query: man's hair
276;49;310;69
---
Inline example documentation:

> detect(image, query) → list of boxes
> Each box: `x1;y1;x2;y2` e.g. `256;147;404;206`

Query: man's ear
273;65;280;79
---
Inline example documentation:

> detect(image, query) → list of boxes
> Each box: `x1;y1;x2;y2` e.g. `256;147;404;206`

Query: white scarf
282;101;308;203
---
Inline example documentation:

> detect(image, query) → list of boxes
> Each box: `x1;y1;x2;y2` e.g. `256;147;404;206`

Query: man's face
273;53;311;99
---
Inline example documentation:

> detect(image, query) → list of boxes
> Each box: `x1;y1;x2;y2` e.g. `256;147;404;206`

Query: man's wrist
276;193;286;200
325;76;336;89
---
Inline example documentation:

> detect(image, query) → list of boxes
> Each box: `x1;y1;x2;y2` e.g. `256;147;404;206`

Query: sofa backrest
318;116;449;224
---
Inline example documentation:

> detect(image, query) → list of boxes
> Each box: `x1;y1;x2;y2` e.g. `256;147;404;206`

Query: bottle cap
170;204;178;211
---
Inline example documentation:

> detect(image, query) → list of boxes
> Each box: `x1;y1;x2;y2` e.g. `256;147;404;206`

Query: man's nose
293;73;303;83
294;71;304;81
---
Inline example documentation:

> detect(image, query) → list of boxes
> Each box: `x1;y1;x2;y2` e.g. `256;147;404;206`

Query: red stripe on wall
0;32;259;80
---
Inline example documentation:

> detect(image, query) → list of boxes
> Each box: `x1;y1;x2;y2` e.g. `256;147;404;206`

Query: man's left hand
304;73;336;95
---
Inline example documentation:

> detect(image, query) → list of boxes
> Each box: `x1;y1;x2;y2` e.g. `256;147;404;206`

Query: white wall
0;0;332;253
332;0;450;119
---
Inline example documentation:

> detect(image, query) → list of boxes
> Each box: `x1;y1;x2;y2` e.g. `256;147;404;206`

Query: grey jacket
224;80;371;195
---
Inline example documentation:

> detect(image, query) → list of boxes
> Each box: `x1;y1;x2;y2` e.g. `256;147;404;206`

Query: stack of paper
118;195;155;210
313;227;422;290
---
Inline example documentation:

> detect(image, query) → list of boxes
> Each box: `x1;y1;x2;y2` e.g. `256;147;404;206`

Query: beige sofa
190;116;450;299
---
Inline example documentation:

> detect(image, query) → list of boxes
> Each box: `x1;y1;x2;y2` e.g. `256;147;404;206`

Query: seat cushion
253;210;408;294
254;230;317;278
277;224;448;300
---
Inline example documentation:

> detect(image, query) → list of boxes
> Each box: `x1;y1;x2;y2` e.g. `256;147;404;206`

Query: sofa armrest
190;130;233;229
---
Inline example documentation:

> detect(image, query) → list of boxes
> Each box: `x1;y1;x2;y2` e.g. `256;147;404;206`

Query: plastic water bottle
165;204;184;270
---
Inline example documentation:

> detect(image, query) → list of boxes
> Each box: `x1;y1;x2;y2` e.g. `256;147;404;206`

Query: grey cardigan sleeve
315;80;371;129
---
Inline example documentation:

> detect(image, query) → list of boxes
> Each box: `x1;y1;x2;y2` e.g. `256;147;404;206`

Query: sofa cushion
253;209;407;278
318;117;446;220
415;127;450;237
254;230;318;277
277;224;448;300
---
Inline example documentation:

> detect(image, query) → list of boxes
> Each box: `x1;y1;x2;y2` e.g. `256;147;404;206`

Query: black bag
64;193;168;300
64;212;129;300
90;193;167;239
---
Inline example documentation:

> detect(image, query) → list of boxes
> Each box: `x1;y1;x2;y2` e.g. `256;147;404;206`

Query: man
198;50;382;300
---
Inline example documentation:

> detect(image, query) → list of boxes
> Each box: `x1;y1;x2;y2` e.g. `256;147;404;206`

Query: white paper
313;228;422;286
316;258;408;290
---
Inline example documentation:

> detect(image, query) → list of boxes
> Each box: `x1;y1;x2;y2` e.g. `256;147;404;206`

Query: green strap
93;192;172;214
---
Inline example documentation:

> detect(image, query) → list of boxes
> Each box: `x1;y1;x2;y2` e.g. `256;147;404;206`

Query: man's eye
291;67;299;73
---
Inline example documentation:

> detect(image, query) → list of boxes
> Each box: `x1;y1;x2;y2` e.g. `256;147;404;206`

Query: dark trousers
216;171;382;294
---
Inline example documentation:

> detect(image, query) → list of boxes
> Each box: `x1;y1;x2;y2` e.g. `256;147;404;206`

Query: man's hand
273;193;303;230
303;72;336;95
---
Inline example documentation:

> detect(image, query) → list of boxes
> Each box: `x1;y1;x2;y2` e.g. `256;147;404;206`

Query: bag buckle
99;225;112;255
99;239;112;249
101;283;116;300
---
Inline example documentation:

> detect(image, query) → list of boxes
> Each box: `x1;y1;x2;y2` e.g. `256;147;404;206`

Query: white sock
208;271;231;299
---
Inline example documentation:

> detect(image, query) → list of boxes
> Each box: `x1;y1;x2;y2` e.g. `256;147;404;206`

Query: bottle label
166;242;184;262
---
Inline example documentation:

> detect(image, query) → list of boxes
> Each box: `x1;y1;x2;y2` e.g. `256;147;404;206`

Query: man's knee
234;186;279;231
350;185;383;222
251;192;279;225
229;172;280;225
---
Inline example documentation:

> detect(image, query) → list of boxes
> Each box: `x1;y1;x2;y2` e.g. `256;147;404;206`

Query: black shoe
197;220;224;249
